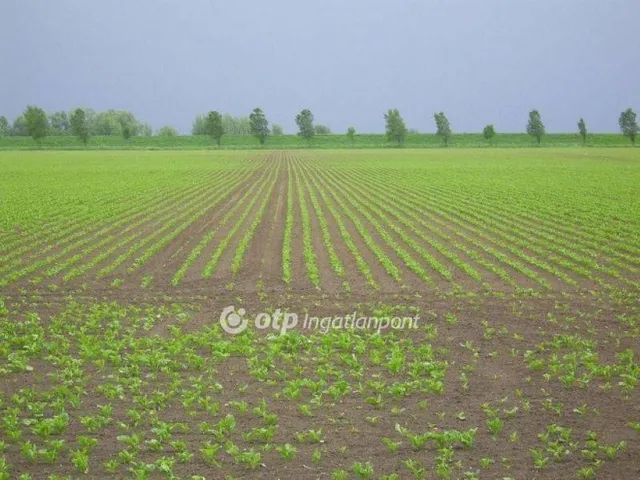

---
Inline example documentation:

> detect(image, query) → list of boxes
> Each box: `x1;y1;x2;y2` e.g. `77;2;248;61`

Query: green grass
0;132;634;150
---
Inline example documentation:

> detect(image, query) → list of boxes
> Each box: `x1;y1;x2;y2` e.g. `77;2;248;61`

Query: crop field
0;148;639;479
0;133;634;151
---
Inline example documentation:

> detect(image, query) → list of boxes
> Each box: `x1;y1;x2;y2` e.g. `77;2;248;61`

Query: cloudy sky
1;0;638;134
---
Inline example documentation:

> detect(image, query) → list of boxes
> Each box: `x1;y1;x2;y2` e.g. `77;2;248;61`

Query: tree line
0;107;153;144
382;108;638;147
1;105;638;147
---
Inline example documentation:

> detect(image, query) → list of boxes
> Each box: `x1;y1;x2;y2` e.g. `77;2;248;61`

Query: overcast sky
1;0;638;134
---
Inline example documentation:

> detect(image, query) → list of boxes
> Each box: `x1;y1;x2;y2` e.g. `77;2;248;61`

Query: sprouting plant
71;449;89;474
530;448;549;469
229;400;249;414
235;449;261;469
577;466;596;479
480;457;494;468
331;470;349;480
103;459;119;473
487;417;505;439
19;442;36;463
276;443;297;461
200;441;221;466
312;448;322;463
351;461;375;479
628;421;640;434
298;404;313;416
382;437;402;453
404;458;426;479
295;428;324;444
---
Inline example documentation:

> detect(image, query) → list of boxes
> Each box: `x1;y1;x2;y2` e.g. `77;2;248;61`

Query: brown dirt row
173;156;283;292
131;164;272;288
242;152;288;292
314;159;491;292
297;155;403;294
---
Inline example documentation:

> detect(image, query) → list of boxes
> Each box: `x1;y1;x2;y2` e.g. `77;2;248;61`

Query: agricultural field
0;132;633;150
0;148;638;479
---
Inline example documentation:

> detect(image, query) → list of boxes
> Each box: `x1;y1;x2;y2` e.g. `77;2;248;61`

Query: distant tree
157;125;178;136
618;108;638;146
314;124;331;135
10;115;29;136
94;111;123;136
577;118;587;145
222;114;251;135
249;108;269;146
24;106;49;143
295;109;315;141
483;124;496;145
384;109;407;146
49;111;70;135
0;116;8;136
81;108;97;135
192;114;207;135
69;108;90;146
526;109;545;144
347;126;356;146
122;124;133;141
434;112;452;146
272;124;284;136
139;123;152;137
91;110;140;137
118;111;141;139
205;111;224;146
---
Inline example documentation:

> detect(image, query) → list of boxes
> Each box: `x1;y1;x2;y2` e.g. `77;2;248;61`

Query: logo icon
219;306;248;335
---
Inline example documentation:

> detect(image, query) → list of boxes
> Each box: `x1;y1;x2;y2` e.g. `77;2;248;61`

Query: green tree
117;111;140;139
347;126;356;147
157;125;178;136
526;109;545;144
222;114;251;135
122;124;132;141
384;109;407;146
139;123;152;137
314;124;331;135
577;118;587;145
94;112;122;135
69;108;90;146
249;108;269;146
205;111;224;146
10;115;29;136
272;124;284;136
434;112;452;146
192;114;207;135
24;106;49;144
483;124;496;145
618;108;638;146
49;111;70;135
295;109;315;141
0;116;8;136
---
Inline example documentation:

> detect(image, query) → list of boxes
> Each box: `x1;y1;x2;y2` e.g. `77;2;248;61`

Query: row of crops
0;149;638;294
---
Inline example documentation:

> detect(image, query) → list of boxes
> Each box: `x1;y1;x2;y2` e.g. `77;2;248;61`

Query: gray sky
1;0;638;134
